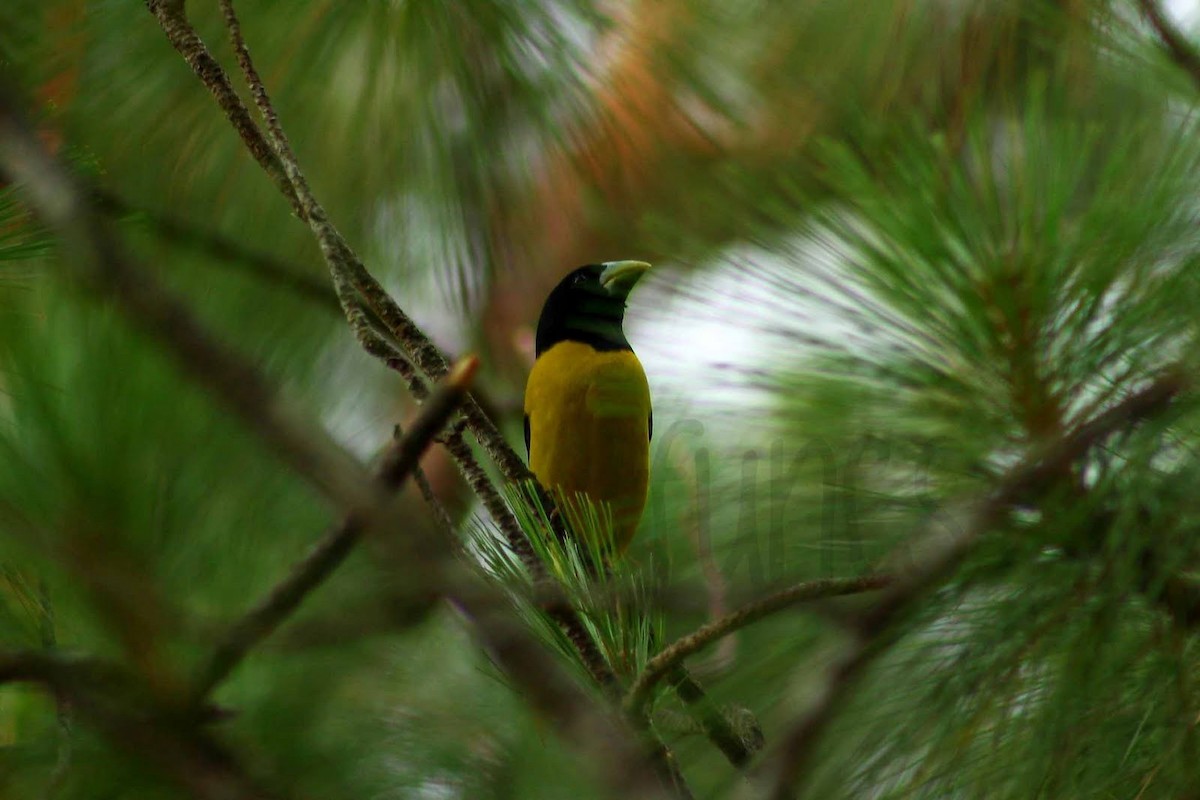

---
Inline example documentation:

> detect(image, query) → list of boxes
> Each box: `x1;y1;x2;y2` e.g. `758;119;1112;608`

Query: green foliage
0;187;53;267
4;0;1200;797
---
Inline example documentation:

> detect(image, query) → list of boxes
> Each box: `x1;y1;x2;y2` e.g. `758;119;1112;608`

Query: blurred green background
3;0;1200;797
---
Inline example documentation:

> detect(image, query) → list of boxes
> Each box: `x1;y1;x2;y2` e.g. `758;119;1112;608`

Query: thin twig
215;0;375;345
625;574;894;718
762;371;1187;799
399;418;460;540
1138;0;1200;91
192;359;479;700
143;0;302;219
627;574;894;770
412;462;458;537
146;0;416;397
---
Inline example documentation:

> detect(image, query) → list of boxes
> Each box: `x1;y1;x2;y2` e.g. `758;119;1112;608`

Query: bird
524;261;652;559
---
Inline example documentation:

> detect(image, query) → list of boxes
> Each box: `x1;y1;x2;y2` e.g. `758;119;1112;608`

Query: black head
534;261;650;356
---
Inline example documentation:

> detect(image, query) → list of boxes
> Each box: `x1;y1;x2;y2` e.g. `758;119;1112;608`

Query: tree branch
144;0;527;527
0;90;688;800
143;0;302;218
623;576;894;770
192;358;479;701
1137;0;1200;91
402;427;460;539
143;0;420;398
211;0;541;563
666;666;762;768
196;0;628;697
143;0;550;518
211;0;541;492
625;574;894;719
762;371;1187;799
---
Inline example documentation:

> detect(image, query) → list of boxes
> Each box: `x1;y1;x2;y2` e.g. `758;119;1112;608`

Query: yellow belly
524;341;651;553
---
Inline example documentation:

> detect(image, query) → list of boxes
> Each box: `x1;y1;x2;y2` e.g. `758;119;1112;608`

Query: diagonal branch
625;574;894;719
761;370;1187;799
214;0;379;358
143;0;543;507
192;358;479;701
148;5;694;781
149;0;543;585
143;0;302;218
1137;0;1200;91
623;576;894;769
142;0;428;402
211;0;535;491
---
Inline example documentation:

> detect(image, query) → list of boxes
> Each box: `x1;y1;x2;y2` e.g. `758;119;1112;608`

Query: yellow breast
524;340;651;552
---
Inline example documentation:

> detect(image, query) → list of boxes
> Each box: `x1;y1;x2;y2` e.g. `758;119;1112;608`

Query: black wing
648;410;653;441
524;414;531;457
